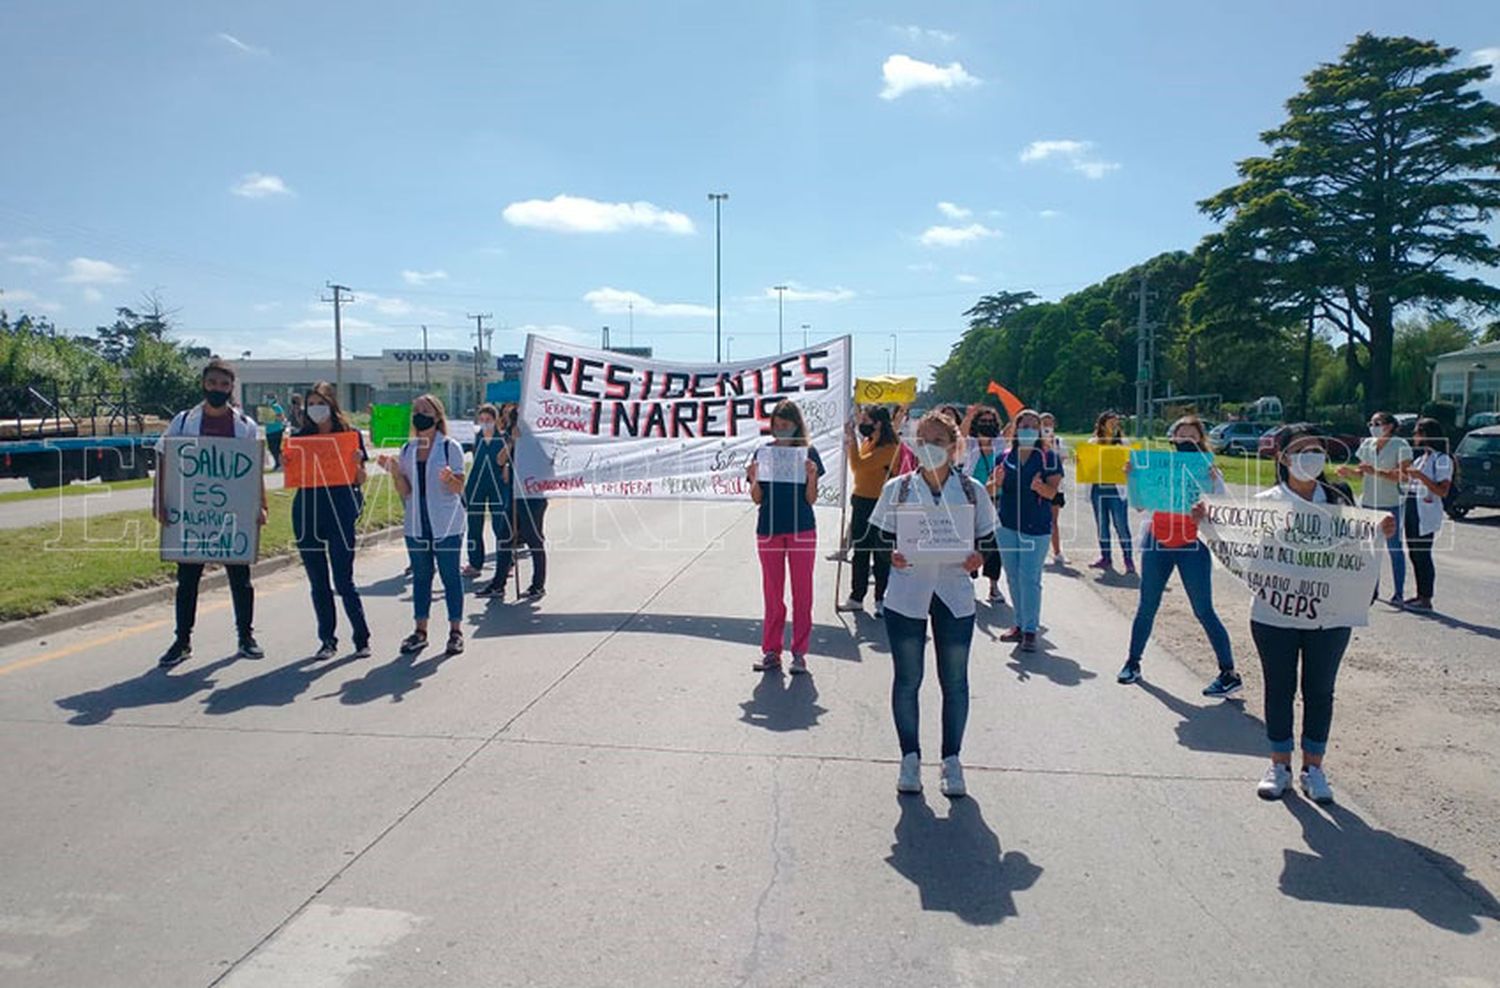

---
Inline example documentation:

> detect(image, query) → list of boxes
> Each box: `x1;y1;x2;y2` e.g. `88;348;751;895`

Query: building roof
1433;341;1500;364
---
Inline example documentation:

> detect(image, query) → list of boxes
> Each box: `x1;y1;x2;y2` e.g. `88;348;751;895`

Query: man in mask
152;358;268;669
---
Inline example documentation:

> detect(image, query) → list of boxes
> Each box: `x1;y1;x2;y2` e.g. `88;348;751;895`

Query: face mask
481;420;496;435
914;441;951;471
203;389;230;408
1369;425;1388;438
772;426;797;440
973;420;999;438
1287;451;1327;482
306;404;331;424
857;422;875;438
1172;439;1199;453
1015;428;1040;446
1041;426;1055;438
412;412;436;432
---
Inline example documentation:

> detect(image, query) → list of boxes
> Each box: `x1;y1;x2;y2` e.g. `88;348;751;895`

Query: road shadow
974;596;1017;643
1093;569;1141;590
466;606;863;662
320;646;462;705
884;794;1042;926
1005;645;1098;687
54;656;242;726
1134;679;1264;758
1404;608;1500;642
202;652;366;715
840;609;889;655
738;669;827;732
1280;797;1500;933
357;571;413;598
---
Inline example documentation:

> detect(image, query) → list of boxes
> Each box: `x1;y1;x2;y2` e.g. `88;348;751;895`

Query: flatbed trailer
0;386;164;489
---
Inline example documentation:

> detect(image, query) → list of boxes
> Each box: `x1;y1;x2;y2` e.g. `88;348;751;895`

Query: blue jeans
465;496;510;570
1128;533;1234;671
1089;484;1133;562
885;597;976;759
1374;505;1405;598
293;486;369;649
998;525;1050;633
406;534;464;623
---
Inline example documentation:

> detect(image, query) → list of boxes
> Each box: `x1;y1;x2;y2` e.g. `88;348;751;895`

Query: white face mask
1287;451;1327;482
914;441;951;471
1369;425;1388;438
480;420;496;435
306;404;331;424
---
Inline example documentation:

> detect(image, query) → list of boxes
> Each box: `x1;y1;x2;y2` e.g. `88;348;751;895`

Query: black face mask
203;389;230;408
973;420;999;438
412;413;436;431
857;422;875;438
1172;439;1199;454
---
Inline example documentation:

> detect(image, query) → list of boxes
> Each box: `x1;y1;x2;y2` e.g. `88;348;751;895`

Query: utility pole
322;282;352;405
1133;274;1155;438
801;323;810;349
602;325;610;349
889;332;898;373
708;192;728;362
421;324;432;389
627;301;634;347
773;284;788;353
468;312;492;411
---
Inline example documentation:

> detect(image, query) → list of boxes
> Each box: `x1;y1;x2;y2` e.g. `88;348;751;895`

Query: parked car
1448;425;1500;520
1393;413;1418;437
1208;420;1264;456
1465;411;1500;431
1255;423;1360;462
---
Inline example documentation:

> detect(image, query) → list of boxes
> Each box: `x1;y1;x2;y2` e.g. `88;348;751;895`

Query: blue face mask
1015;428;1040;446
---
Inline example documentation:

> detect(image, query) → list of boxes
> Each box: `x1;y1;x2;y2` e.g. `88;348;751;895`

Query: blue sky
1;1;1496;383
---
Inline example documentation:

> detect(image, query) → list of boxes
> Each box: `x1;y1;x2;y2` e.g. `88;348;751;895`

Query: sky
1;0;1497;384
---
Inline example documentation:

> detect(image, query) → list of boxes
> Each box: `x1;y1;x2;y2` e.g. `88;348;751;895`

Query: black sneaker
158;638;192;669
351;641;372;659
314;640;339;661
523;585;546;600
237;636;265;660
475;583;505;600
1116;660;1142;685
1202;670;1243;698
445;630;465;655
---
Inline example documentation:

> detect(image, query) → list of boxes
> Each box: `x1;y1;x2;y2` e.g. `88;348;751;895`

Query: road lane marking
0;602;226;679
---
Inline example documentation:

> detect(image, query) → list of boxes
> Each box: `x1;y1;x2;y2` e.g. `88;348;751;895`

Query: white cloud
503;195;695;235
1473;48;1500;86
584;287;714;318
955;274;980;284
5;254;51;270
0;288;63;314
82;287;103;303
216;33;268;56
401;269;449;286
919;223;998;248
60;257;127;284
289;315;378;332
231;172;293;198
879;54;980;100
1019;139;1120;179
936;201;972;220
251;301;280;312
906;262;938;273
893;25;958;44
1039;209;1062;220
765;282;855;303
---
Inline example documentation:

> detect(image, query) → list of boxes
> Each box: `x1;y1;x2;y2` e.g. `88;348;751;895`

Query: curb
0;526;406;649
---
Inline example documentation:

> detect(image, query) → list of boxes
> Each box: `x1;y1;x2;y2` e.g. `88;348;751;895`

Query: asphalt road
0;499;1495;986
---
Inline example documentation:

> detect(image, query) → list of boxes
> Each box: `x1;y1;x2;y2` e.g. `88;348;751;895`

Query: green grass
0;475;404;622
1059;434;1363;496
0;468;281;505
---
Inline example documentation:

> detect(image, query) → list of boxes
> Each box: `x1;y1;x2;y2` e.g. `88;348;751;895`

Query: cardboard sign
854;375;917;405
895;504;976;563
1076;442;1134;485
370;403;411;448
1127;449;1215;513
755;445;809;484
159;436;262;564
283;431;361;489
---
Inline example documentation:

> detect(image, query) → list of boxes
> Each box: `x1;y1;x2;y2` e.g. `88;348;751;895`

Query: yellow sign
1075;442;1136;485
853;375;917;405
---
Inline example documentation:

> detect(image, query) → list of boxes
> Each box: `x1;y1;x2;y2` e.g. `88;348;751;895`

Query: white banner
514;335;851;504
1198;493;1386;628
159;436;263;565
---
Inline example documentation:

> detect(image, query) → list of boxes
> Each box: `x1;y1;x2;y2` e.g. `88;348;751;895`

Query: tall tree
962;291;1039;331
1200;34;1500;412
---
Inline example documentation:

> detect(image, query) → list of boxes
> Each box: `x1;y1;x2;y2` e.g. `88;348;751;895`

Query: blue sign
486;380;521;404
1127;450;1215;514
497;353;524;373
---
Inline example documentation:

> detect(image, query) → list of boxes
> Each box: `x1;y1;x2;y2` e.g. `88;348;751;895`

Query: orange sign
283;431;361;488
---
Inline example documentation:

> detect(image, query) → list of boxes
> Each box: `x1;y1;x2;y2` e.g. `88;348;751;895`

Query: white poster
1197;494;1386;628
895;504;976;563
159;436;263;565
754;445;809;484
514;335;851;504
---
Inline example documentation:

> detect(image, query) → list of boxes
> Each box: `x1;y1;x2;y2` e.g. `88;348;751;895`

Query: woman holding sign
1398;418;1453;612
289;382;371;660
994;409;1063;652
1117;416;1241;697
1085;411;1135;574
1249;424;1395;804
747;399;825;675
837;406;903;616
377;393;468;656
870;411;998;796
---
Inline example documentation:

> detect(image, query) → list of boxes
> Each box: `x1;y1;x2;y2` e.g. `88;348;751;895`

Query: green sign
370;403;411;448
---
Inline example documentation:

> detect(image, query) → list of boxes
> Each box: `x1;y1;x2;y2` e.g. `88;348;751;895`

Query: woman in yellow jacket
837;405;905;617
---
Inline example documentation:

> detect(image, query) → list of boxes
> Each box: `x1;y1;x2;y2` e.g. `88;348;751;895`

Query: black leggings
496;498;547;590
175;562;254;641
1403;498;1435;600
849;494;891;602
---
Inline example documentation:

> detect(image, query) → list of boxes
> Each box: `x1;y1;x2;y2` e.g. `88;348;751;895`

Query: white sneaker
873;600;885;618
835;595;863;612
897;753;922;793
1300;765;1335;805
939;756;967;798
1257;762;1292;800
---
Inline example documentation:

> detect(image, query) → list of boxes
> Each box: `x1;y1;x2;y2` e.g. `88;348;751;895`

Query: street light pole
708;192;728;362
773;284;787;354
889;333;898;374
801;323;810;349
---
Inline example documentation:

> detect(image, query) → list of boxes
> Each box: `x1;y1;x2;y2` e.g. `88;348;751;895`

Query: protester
837;405;902;616
1399;417;1453;612
153;358;267;668
747;399;825;674
1338;410;1412;604
1039;412;1068;565
291;382;371;660
959;404;1006;603
263;392;287;471
1251;423;1395;803
487;406;548;601
870;410;998;796
994;408;1063;651
1116;415;1241;697
287;393;307;434
462;403;508;578
1086;411;1135;574
376;393;467;656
